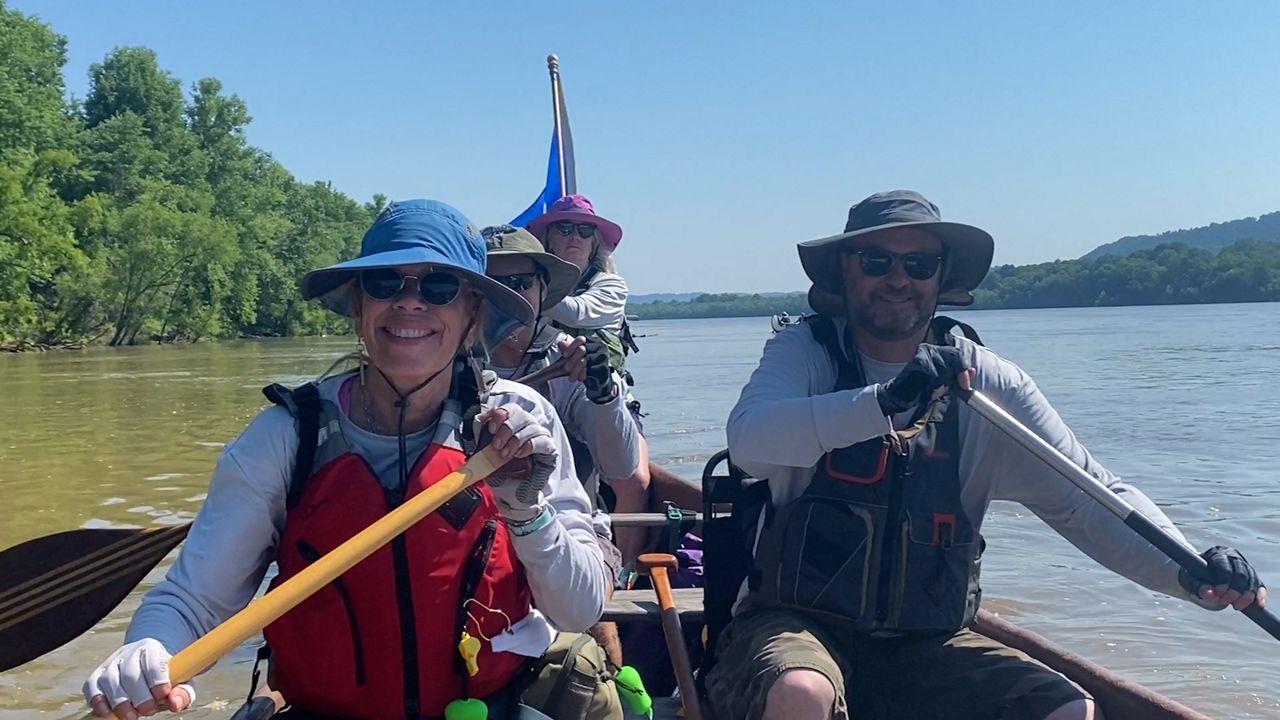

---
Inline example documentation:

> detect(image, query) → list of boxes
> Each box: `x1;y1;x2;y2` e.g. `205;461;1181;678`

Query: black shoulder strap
806;315;864;390
262;382;322;510
932;315;984;347
455;358;482;449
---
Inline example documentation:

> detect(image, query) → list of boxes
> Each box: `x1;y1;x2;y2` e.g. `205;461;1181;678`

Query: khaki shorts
596;533;624;589
704;608;1088;720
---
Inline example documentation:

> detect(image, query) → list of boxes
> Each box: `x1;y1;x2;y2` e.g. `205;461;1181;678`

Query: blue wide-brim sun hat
301;199;534;335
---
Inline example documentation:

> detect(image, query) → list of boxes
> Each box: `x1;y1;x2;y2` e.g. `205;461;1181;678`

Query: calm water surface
1;303;1277;718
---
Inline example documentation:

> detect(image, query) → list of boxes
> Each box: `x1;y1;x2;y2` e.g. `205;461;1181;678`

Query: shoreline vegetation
626;239;1280;321
1;4;373;353
3;5;1279;351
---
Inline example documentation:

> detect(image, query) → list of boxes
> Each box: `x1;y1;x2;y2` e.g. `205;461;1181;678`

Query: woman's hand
83;638;194;718
478;404;558;520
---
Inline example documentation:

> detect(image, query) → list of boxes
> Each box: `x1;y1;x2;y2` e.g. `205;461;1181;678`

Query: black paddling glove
1179;546;1264;600
876;344;969;416
583;338;618;405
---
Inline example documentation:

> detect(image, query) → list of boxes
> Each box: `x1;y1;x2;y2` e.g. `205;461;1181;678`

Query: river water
1;303;1277;718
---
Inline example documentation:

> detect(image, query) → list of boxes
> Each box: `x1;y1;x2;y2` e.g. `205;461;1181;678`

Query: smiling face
840;227;944;343
355;263;481;388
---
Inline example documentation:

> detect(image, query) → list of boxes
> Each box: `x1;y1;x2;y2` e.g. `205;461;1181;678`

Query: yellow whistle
458;631;481;677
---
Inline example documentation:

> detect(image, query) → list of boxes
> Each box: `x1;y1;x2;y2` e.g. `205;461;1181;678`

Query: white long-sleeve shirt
127;374;607;658
727;318;1206;605
543;271;628;333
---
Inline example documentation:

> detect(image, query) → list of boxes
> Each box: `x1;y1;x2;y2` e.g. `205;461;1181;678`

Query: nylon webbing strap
285;383;322;510
808;316;864;390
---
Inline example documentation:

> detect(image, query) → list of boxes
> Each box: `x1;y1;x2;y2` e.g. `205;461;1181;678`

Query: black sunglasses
489;271;544;292
844;248;944;281
553;221;597;239
358;268;463;306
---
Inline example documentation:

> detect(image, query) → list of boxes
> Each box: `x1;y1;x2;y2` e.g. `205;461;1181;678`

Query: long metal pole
547;54;567;197
960;388;1280;641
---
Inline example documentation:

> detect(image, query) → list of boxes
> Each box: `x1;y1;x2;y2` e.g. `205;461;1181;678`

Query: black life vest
751;315;986;633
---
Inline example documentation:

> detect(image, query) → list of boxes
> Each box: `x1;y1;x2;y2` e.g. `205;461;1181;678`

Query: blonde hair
541;228;618;276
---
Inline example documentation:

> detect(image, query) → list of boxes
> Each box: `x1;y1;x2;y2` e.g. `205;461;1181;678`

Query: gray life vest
751;315;985;633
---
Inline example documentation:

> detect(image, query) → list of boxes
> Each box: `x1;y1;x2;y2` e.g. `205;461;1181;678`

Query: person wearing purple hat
528;195;653;563
527;194;633;370
704;191;1266;720
82;200;614;720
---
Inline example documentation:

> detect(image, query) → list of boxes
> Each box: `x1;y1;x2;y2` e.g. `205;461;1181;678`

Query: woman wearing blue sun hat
83;200;614;720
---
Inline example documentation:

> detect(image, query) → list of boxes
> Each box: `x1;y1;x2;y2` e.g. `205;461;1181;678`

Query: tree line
627;239;1280;320
5;4;1278;347
1;2;378;350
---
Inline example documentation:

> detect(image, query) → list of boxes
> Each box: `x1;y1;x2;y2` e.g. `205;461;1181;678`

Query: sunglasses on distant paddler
489;271;545;292
358;268;463;305
553;221;598;239
843;248;945;281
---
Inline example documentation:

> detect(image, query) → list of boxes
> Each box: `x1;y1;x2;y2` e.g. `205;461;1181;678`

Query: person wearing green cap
481;224;643;666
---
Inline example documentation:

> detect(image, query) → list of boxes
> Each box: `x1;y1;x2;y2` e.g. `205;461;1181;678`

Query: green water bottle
444;697;489;720
615;665;653;719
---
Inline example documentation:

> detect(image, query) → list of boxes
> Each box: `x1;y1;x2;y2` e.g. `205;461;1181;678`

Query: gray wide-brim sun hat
300;199;534;338
481;225;580;308
798;190;994;308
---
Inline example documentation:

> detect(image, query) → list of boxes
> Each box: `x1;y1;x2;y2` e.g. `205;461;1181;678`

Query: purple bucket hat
526;194;624;253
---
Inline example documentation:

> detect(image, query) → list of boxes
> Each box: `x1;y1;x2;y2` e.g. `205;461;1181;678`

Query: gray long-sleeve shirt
727;318;1205;605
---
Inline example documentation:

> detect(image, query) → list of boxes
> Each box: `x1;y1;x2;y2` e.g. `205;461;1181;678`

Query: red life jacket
262;383;533;719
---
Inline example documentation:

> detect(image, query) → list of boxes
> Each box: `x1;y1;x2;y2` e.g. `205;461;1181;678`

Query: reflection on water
1;305;1278;718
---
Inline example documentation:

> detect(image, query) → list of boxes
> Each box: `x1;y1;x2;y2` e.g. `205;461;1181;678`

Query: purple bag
619;533;705;697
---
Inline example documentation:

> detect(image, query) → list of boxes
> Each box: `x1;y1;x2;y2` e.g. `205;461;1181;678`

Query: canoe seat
602;588;703;624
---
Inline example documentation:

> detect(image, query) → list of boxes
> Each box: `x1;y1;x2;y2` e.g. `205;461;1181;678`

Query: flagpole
548;54;568;196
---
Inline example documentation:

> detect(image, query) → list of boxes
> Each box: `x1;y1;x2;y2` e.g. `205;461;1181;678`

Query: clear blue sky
13;1;1280;294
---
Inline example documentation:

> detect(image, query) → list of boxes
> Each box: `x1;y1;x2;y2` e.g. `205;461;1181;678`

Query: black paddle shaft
959;388;1280;643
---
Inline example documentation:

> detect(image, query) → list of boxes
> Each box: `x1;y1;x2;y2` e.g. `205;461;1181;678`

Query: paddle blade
0;524;190;671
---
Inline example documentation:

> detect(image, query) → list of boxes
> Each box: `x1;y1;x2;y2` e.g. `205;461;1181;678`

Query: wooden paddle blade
0;524;190;671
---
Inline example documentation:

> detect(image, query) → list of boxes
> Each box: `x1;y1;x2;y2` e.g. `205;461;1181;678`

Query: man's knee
1044;698;1102;720
763;669;835;720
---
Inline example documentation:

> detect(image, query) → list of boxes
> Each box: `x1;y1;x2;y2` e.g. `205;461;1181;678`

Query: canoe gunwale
604;591;1212;720
972;609;1212;720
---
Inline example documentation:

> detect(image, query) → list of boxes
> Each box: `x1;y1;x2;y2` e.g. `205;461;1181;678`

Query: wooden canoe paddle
636;552;703;720
0;523;192;672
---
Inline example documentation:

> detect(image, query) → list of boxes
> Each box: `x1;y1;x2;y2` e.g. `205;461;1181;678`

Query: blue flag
512;70;576;227
511;133;568;227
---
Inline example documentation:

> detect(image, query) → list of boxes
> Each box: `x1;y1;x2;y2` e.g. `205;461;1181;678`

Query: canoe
231;585;1210;720
604;588;1211;720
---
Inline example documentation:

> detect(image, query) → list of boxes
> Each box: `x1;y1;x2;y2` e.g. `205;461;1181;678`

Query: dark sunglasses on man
553;221;597;239
844;247;945;281
358;268;463;306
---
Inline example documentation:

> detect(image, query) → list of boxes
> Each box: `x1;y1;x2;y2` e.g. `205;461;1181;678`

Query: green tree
0;150;84;346
0;0;75;155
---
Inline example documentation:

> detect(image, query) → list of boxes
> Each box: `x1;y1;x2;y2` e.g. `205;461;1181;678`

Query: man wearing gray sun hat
704;190;1265;720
